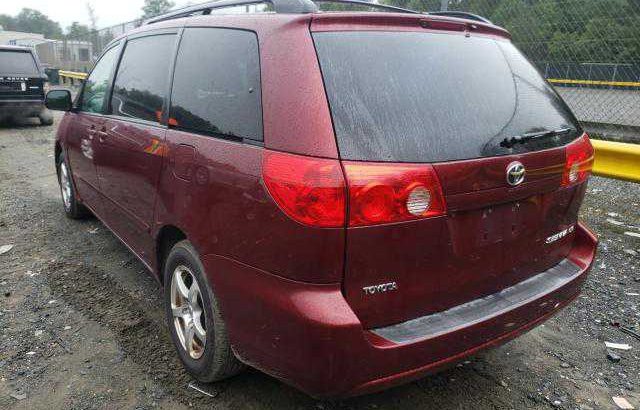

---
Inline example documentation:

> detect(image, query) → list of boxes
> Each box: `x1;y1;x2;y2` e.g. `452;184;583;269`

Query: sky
0;0;192;30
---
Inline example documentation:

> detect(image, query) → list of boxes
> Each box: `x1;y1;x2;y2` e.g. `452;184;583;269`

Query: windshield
313;31;581;163
0;50;39;76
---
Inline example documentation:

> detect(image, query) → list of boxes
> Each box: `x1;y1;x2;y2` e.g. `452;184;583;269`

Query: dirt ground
1;112;639;410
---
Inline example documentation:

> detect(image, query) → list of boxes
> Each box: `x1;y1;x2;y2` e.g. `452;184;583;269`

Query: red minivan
45;0;597;398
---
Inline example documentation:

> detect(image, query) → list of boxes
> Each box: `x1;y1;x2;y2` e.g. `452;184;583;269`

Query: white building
36;40;93;71
0;29;46;48
0;27;93;71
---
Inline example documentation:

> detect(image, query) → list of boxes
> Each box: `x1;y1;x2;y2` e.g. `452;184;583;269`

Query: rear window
313;32;581;163
0;50;38;76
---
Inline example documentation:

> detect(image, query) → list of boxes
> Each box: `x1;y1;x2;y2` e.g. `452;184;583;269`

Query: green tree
381;0;640;65
384;0;440;12
66;21;91;40
142;0;175;18
86;2;101;54
13;8;63;39
99;31;115;52
0;14;17;31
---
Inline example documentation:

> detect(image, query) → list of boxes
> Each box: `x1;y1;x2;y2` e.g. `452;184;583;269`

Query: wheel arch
156;225;188;285
54;141;63;168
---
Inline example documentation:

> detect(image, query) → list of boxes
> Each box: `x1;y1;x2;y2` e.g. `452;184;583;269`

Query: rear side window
80;45;120;114
169;28;262;141
313;32;581;163
0;50;38;75
111;34;176;123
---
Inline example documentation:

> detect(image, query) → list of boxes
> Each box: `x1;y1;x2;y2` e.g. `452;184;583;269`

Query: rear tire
56;151;89;219
164;240;245;382
39;110;54;126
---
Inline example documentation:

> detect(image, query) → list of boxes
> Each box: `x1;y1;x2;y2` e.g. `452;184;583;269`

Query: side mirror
45;89;73;111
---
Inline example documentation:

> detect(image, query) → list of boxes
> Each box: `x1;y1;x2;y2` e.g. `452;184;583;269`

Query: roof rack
145;0;489;25
427;11;492;24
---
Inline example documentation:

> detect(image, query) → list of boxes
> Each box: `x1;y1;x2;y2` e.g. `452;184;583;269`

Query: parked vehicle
46;0;597;398
0;45;53;125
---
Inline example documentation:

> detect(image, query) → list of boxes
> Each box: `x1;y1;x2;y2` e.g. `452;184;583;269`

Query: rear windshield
313;32;581;163
0;50;38;76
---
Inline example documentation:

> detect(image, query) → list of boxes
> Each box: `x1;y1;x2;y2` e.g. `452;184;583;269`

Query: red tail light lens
562;133;594;187
263;151;346;228
343;162;446;226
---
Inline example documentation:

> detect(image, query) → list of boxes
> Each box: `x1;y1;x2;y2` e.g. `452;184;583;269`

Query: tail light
562;133;594;187
343;162;446;226
263;151;346;228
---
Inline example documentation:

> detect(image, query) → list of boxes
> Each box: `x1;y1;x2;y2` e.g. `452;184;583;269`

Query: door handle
97;127;108;143
87;125;96;140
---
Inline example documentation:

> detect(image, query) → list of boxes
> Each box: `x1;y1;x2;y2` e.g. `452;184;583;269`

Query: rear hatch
0;49;45;100
312;18;592;329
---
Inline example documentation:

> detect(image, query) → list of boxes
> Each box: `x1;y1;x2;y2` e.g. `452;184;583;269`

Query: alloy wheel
59;162;72;210
170;265;207;359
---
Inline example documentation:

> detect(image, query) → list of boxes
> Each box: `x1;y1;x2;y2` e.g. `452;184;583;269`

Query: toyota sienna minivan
46;0;597;398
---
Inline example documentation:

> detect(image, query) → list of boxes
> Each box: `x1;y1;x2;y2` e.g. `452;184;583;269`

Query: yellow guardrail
548;78;640;88
58;70;88;80
592;139;640;183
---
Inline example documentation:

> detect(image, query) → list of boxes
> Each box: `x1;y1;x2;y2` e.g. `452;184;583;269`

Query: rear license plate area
0;81;23;92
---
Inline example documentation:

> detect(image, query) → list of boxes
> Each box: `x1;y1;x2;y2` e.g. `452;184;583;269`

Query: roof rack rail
144;0;490;25
428;11;492;24
313;0;420;14
144;0;318;24
145;0;423;24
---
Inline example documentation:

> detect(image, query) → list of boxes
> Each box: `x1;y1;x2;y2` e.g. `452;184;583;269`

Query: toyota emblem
506;162;526;186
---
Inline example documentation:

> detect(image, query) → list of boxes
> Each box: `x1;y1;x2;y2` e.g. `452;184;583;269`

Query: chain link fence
434;0;640;141
47;0;640;141
34;21;139;75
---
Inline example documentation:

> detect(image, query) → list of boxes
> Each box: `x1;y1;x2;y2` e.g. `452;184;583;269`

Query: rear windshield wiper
500;128;573;148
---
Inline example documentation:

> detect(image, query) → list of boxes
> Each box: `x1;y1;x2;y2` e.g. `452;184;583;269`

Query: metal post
544;62;549;78
440;0;448;11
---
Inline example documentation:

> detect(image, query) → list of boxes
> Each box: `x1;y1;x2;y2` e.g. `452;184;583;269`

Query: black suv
0;45;52;125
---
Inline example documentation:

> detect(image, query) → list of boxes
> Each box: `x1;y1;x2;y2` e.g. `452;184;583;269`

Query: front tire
56;151;89;219
164;240;245;382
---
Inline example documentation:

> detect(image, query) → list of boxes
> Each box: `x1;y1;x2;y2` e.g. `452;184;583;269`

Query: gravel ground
0;112;639;410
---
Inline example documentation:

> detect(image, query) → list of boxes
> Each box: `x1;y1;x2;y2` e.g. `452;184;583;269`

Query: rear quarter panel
153;15;344;283
155;131;345;284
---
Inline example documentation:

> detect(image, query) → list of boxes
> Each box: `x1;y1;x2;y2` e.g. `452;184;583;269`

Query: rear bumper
202;222;597;398
0;99;45;117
